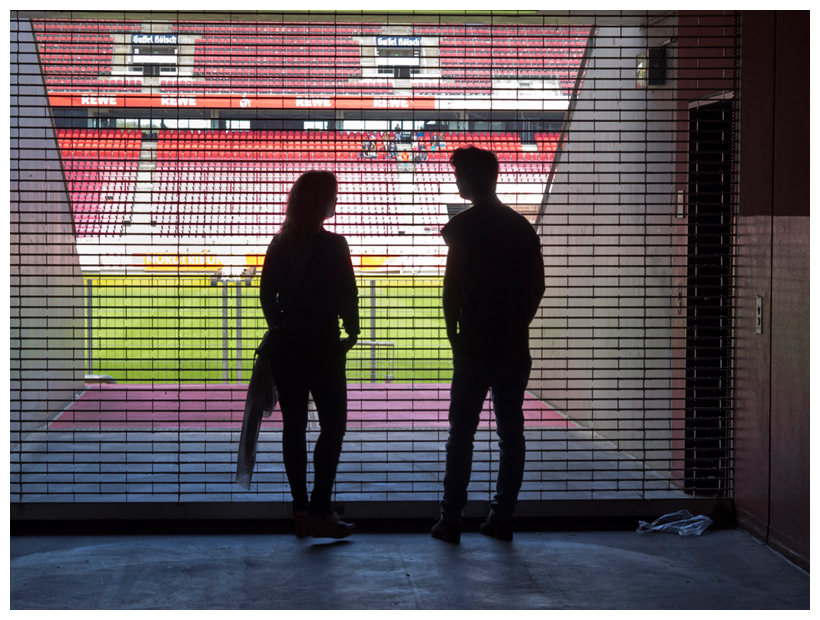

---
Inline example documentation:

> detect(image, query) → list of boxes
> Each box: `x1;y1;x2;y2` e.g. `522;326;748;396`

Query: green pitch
85;274;451;384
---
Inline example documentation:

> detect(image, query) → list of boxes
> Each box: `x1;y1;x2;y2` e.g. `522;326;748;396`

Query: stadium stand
52;125;559;241
36;34;115;76
535;132;561;162
57;129;142;237
153;131;422;240
192;36;363;80
174;21;384;35
31;18;569;245
436;26;586;92
33;19;589;98
47;76;144;92
146;129;555;240
31;18;140;33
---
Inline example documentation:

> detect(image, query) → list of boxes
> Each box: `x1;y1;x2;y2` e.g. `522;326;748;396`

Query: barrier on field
84;277;407;385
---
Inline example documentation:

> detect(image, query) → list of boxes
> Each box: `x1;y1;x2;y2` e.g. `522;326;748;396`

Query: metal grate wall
11;11;739;517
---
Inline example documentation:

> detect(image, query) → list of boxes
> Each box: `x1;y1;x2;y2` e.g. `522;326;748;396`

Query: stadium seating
414;131;558;164
57;129;142;237
535;132;561;162
174;21;384;36
35;32;115;76
146;129;557;240
192;36;363;81
52;126;560;239
152;131;408;240
31;18;140;33
32;19;589;98
47;76;143;92
437;28;587;95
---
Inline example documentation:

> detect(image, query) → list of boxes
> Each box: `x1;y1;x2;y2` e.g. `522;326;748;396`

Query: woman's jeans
440;353;532;522
271;345;347;516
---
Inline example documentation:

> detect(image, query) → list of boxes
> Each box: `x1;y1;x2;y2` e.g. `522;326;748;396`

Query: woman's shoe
308;512;356;539
294;510;310;539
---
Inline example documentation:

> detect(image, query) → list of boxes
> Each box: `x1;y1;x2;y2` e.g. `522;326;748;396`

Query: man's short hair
449;146;499;194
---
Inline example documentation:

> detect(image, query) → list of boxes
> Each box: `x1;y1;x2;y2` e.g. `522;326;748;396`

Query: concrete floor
11;528;809;609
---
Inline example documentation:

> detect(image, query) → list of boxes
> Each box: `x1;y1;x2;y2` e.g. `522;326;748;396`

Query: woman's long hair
280;170;337;242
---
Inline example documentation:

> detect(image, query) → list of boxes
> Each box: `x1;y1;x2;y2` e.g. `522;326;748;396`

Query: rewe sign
80;95;118;106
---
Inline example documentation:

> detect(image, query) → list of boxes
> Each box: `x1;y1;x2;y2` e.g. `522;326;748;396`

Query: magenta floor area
49;383;575;431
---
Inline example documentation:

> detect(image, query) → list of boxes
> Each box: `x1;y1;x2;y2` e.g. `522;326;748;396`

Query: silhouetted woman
260;170;359;539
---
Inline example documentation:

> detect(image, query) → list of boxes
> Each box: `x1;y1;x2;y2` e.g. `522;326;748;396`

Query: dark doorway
684;98;735;495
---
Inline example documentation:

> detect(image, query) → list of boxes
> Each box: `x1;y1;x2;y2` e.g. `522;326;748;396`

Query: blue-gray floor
10;528;809;609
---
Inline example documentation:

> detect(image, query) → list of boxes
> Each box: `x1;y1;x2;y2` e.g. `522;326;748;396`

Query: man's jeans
440;353;532;522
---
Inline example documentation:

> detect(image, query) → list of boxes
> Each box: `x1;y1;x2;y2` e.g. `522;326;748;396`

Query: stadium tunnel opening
13;10;739;524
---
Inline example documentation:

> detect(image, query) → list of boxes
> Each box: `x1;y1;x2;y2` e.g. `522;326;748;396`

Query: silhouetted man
432;147;545;543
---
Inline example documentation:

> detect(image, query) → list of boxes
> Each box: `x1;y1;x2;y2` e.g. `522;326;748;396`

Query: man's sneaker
431;516;462;544
479;516;513;541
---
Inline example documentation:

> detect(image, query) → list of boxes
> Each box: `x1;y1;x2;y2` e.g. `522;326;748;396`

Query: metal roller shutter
11;10;738;519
